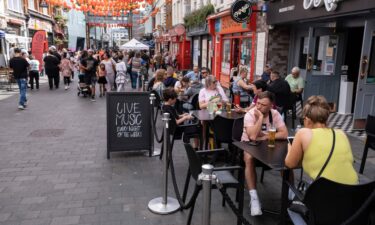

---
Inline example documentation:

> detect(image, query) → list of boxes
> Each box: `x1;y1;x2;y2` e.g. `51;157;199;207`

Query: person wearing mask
267;71;291;113
44;49;60;90
9;48;29;110
261;64;272;83
28;55;40;90
198;75;229;109
241;91;288;216
285;95;358;185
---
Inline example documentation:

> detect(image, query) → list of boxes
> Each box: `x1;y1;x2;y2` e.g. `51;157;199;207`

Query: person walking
81;50;99;101
128;51;143;90
9;48;29;110
28;55;40;90
60;52;73;90
115;55;127;92
44;49;60;90
101;51;116;90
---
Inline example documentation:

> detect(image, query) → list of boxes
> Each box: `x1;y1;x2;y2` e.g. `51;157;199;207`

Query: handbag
126;58;132;74
289;129;336;217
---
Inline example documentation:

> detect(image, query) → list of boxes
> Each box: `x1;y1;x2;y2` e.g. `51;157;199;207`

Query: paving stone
57;201;83;209
50;216;80;225
0;213;11;222
68;207;96;216
20;197;47;204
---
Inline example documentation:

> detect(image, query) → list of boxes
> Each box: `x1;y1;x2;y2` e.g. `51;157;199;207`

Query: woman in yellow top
285;95;358;185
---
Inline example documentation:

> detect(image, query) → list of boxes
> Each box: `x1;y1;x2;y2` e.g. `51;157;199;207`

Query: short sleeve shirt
198;86;229;103
241;108;285;141
285;74;304;92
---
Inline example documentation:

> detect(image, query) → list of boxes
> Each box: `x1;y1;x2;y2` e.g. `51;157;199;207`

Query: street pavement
0;79;374;225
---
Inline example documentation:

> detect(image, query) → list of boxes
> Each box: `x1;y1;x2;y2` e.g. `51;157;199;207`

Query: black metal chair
182;143;244;225
288;177;375;225
359;114;375;174
182;93;200;112
231;118;270;183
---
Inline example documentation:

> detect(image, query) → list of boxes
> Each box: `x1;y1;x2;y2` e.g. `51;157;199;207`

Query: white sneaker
18;105;25;110
250;196;263;216
64;86;68;90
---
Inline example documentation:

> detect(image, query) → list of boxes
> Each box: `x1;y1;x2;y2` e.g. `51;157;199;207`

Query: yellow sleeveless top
302;128;358;185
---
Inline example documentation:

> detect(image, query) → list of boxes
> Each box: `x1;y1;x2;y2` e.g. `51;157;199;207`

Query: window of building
241;38;252;77
8;0;23;12
298;37;308;69
28;0;35;10
367;35;375;84
221;39;230;75
312;35;337;75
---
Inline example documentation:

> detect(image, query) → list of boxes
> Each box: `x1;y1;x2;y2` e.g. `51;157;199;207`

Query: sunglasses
202;71;208;74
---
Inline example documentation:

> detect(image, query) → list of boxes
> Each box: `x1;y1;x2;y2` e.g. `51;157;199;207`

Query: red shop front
207;10;257;88
168;24;191;71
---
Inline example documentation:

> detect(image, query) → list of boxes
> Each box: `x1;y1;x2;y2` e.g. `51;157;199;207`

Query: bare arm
285;128;311;168
245;109;264;141
237;79;252;91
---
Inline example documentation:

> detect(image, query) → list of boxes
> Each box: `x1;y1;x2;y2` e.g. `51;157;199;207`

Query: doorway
231;39;240;68
344;27;364;113
76;37;85;51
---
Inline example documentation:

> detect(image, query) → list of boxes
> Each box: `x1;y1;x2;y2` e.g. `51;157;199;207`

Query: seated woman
285;95;358;185
232;67;253;107
235;80;267;113
198;75;229;109
162;88;199;147
152;69;166;99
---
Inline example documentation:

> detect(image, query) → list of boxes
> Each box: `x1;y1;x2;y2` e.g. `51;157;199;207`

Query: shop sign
221;15;249;34
231;0;253;23
303;0;343;12
28;18;52;32
174;24;185;36
39;0;48;8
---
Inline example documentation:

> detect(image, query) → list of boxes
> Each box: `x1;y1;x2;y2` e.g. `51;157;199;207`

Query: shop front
207;10;256;88
169;24;190;70
187;23;211;71
28;18;53;47
268;0;375;128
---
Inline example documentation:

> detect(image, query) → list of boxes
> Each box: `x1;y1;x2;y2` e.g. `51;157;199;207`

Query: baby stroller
77;75;91;97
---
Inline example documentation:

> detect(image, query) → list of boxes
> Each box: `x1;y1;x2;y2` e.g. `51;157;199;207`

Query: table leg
280;169;290;225
204;122;209;150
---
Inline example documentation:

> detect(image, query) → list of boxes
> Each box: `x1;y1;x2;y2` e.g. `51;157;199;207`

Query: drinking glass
226;102;231;113
268;126;276;148
207;102;214;114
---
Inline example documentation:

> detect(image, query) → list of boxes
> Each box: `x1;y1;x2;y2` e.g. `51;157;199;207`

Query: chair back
211;115;235;145
303;177;375;225
190;94;200;110
183;143;203;181
232;117;244;142
365;114;375;135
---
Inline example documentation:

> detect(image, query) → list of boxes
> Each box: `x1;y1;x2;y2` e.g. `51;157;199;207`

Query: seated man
185;66;200;82
241;91;288;216
285;66;304;106
267;71;291;113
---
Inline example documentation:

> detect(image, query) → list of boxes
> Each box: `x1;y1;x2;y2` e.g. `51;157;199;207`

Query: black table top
191;109;244;121
233;140;289;170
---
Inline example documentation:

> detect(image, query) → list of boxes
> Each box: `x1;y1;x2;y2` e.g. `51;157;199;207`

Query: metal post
149;93;155;156
144;81;149;92
148;113;180;214
198;164;216;225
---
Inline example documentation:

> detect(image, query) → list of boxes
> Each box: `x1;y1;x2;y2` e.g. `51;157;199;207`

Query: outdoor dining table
233;140;291;225
190;109;245;149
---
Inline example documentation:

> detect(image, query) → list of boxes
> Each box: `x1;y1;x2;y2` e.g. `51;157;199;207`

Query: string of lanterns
44;0;164;27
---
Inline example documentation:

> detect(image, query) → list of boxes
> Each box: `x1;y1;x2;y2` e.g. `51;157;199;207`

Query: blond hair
302;95;330;124
155;69;166;82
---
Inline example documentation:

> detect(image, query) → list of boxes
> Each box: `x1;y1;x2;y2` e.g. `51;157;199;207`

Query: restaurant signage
230;0;253;23
303;0;343;12
39;0;48;8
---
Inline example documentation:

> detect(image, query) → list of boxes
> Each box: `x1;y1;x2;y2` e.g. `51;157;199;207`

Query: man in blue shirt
261;64;272;83
185;66;200;82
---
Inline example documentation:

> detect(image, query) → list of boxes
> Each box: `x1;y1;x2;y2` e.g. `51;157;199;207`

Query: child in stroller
77;74;91;97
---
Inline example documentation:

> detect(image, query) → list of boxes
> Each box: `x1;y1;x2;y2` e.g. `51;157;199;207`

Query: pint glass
268;127;276;148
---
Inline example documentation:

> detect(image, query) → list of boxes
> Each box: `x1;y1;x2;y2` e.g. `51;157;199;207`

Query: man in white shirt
28;55;40;90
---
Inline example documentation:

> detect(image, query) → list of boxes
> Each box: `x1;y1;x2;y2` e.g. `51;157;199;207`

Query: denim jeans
130;72;141;89
17;78;27;106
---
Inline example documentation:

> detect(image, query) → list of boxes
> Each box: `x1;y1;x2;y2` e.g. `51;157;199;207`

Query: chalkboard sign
107;92;152;158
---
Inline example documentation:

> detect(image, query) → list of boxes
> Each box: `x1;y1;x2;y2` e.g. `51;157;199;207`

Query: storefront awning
206;9;230;20
5;33;31;44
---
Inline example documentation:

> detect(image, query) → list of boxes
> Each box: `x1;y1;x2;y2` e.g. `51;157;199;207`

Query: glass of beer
268;126;276;148
226;102;231;113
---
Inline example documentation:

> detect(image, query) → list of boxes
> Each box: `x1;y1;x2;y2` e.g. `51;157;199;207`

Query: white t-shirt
29;59;40;71
116;61;126;72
